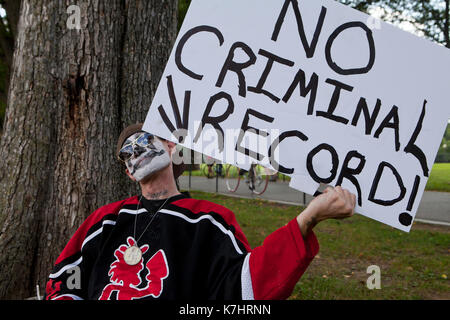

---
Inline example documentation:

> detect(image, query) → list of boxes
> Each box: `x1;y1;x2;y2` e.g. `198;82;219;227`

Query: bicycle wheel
251;165;270;195
202;164;216;179
225;165;241;192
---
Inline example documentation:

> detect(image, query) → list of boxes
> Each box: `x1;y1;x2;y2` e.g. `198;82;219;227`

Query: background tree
436;122;450;162
340;0;450;48
0;0;178;299
178;0;190;30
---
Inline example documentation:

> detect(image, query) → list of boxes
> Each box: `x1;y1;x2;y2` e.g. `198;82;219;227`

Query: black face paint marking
130;149;166;176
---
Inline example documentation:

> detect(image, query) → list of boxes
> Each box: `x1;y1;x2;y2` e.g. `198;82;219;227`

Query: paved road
178;175;450;226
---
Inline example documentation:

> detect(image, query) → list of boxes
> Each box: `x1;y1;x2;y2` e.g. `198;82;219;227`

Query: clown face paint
123;132;171;182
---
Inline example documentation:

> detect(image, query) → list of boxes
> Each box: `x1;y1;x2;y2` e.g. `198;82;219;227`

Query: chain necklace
123;195;169;266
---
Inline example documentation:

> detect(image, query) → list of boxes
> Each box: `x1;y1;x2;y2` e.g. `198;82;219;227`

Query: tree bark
0;0;178;299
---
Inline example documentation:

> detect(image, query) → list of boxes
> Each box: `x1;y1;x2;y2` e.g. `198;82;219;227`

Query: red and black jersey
44;193;319;300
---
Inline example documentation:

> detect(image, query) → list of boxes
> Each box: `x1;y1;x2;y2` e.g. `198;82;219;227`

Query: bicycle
225;163;272;195
202;156;224;179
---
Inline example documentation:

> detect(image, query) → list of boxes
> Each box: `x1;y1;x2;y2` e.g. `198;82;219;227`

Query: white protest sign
143;0;450;232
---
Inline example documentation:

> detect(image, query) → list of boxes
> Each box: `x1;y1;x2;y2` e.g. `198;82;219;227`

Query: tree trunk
0;0;178;299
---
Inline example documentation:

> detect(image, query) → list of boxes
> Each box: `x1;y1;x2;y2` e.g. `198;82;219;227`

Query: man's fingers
334;185;344;196
343;189;356;210
322;186;333;194
344;190;356;217
323;186;356;215
351;193;356;209
336;187;356;217
343;188;350;198
343;189;354;206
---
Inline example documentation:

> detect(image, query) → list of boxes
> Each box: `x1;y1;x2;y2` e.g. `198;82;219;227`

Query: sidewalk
178;175;450;226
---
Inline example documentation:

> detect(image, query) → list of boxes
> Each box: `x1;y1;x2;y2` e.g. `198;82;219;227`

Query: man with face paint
44;123;356;300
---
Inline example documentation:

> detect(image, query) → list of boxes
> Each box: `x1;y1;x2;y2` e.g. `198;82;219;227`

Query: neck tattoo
144;189;169;200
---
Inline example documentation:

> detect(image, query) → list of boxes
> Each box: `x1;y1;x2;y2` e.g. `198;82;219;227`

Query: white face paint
123;132;171;182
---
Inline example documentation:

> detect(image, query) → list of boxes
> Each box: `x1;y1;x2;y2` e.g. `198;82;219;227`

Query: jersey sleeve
44;200;126;300
44;220;94;300
44;230;90;300
247;218;319;300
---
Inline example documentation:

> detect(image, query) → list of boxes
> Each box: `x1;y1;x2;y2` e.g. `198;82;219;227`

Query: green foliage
338;0;449;48
178;0;192;31
436;123;450;163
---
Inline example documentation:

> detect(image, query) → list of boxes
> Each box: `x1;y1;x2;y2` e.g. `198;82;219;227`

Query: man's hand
296;186;356;238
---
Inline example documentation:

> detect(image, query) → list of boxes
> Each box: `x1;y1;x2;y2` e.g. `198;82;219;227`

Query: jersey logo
99;237;169;300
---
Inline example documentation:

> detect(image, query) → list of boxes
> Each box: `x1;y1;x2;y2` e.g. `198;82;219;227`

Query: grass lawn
425;163;450;192
187;190;450;300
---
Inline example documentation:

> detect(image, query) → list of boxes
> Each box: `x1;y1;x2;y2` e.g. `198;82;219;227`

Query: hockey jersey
44;193;319;300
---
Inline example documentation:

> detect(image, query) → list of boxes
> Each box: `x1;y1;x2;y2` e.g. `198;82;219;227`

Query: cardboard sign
143;0;450;232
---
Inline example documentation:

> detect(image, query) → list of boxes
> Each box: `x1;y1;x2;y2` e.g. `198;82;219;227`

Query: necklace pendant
124;245;143;265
